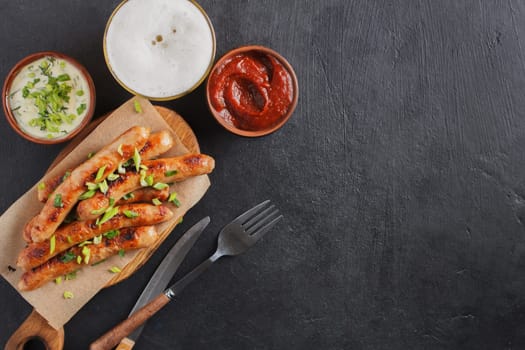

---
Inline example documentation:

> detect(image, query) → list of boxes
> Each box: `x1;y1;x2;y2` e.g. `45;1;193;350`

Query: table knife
115;216;210;350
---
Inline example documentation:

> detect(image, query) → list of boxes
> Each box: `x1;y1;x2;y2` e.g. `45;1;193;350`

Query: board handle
5;309;64;350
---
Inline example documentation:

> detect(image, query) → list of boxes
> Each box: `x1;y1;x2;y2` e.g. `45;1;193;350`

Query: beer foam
105;0;214;98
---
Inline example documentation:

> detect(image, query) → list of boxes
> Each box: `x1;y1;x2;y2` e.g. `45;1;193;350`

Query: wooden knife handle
90;293;171;350
5;309;64;350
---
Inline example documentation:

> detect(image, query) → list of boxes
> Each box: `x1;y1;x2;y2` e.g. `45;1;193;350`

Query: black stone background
2;1;525;349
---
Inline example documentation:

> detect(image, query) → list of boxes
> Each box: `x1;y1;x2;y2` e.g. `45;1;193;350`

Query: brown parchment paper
0;97;210;329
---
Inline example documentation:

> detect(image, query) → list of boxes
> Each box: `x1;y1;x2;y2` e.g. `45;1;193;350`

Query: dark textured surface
2;0;525;349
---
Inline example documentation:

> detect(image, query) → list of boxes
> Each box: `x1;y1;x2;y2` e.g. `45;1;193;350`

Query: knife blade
116;216;210;350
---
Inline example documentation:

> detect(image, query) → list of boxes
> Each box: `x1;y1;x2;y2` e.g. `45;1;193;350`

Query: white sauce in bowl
105;0;215;99
8;56;91;140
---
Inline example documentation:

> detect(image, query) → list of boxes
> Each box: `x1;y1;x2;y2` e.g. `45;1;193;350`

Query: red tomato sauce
208;51;294;131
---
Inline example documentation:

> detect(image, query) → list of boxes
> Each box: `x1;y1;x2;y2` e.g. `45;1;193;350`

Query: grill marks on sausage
27;126;151;243
76;153;215;220
18;226;159;291
17;204;173;271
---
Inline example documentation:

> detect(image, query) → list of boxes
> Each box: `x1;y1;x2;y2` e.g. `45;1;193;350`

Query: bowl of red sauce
206;45;298;137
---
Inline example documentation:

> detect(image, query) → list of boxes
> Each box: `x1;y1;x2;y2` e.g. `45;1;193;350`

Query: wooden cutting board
5;106;200;350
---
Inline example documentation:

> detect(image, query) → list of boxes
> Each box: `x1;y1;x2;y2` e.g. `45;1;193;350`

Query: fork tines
235;200;283;238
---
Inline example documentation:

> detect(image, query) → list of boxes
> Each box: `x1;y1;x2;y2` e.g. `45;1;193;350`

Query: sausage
36;131;174;203
137;130;174;160
22;216;38;243
17;204;173;271
18;226;158;291
26;126;150;243
37;170;73;203
76;154;215;221
116;187;170;205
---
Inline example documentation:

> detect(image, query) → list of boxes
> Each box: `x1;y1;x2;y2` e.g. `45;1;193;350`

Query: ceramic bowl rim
205;45;299;137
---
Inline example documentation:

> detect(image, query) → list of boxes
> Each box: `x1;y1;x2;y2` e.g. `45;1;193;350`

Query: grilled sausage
17;204;173;271
76;154;215;221
18;226;158;291
116;187;170;206
137;130;174;160
26;126;150;243
37;131;174;203
37;170;73;203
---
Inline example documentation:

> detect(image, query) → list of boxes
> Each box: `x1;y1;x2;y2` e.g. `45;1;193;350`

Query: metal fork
169;199;283;296
90;200;283;350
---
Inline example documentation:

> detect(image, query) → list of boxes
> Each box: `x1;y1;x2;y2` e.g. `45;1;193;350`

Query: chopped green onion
76;103;87;115
139;164;148;171
117;162;126;174
38;182;46;190
109;197;115;207
86;182;99;191
76;90;84;96
145;175;154;186
134;100;142;113
153;182;169;190
118;249;125;257
123;210;139;218
66;236;73;244
133;148;141;172
55;277;62;285
109;266;122;273
60;251;76;263
53;194;63;208
152;198;162;206
78;240;92;247
98;180;109;194
87;152;95;159
139;170;148;186
168;192;181;207
76;255;82;264
107;173;119;181
65;271;77;280
103;229;120;239
164;170;178;177
20;57;82;136
57;73;70;82
117;144;123;156
62;171;71;181
95;165;107;182
98;206;119;225
122;192;135;200
93;235;102;244
63;291;74;299
79;190;96;200
49;235;56;254
90;207;106;216
82;246;91;264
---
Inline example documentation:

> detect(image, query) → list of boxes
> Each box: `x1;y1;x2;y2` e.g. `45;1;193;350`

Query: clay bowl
206;45;298;137
2;51;96;144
